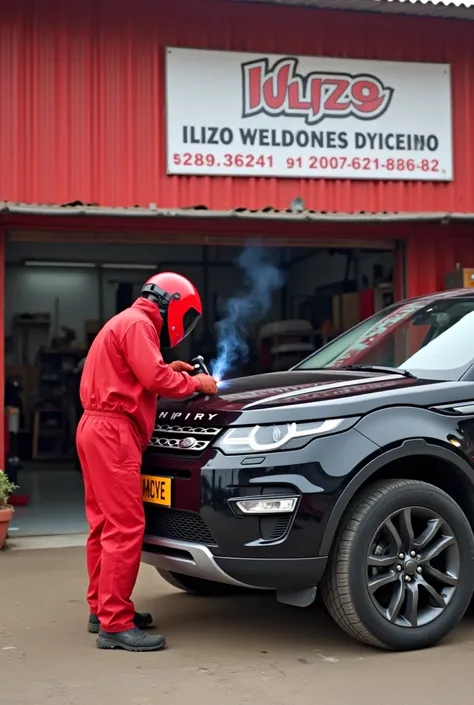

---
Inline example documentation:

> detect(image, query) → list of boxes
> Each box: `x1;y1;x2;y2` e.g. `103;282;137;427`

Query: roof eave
1;202;474;224
229;0;474;22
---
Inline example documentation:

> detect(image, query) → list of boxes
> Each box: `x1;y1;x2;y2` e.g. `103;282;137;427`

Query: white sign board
165;48;453;181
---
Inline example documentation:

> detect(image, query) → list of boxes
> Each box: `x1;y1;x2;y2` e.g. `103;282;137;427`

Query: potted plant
0;471;18;549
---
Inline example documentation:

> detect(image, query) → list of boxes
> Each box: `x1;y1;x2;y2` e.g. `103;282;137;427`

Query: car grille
147;424;222;454
144;508;217;546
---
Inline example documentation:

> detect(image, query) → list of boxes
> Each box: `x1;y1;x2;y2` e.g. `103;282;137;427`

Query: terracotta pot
0;505;14;550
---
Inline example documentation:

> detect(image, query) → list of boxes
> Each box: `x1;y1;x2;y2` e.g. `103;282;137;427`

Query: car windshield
295;295;474;381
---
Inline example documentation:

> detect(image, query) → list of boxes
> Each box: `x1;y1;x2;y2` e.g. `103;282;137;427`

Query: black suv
141;289;474;651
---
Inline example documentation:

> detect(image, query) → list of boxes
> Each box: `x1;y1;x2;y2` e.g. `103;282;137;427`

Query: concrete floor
10;465;88;536
1;547;474;705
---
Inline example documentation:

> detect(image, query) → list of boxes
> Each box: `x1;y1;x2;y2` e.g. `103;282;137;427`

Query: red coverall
76;297;201;633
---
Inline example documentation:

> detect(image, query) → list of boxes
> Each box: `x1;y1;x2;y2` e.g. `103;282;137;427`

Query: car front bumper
141;535;328;590
141;426;379;591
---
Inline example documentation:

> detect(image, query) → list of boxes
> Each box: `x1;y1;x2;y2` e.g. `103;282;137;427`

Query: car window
404;310;474;372
295;297;474;380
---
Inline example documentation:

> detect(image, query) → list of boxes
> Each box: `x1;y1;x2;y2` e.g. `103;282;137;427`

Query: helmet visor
182;307;201;341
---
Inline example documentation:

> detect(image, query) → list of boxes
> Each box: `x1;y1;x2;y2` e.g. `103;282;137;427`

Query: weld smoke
211;244;284;381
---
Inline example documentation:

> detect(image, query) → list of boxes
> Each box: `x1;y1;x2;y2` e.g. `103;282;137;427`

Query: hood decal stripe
242;375;402;410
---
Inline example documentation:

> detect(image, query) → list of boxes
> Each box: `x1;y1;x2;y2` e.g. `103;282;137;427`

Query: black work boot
96;626;166;652
88;612;153;634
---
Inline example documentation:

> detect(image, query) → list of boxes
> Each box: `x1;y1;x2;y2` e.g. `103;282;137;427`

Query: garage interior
4;231;396;537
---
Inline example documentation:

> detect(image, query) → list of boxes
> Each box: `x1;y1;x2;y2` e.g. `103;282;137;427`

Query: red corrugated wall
406;228;474;298
0;0;473;212
0;228;4;465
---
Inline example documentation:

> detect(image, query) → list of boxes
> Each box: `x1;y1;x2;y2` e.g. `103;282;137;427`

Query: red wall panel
405;230;474;298
0;228;4;465
0;0;472;212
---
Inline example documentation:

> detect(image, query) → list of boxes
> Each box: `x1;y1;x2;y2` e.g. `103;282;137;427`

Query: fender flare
318;438;474;556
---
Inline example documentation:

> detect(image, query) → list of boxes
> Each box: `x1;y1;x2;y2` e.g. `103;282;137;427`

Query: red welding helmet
141;272;202;348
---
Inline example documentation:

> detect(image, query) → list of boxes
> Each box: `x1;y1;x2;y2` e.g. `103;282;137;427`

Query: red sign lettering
242;58;394;125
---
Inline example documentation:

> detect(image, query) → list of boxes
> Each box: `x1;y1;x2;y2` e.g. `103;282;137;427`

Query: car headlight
214;418;347;455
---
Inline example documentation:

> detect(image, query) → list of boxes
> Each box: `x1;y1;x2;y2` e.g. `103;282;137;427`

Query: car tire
156;569;245;596
320;479;474;651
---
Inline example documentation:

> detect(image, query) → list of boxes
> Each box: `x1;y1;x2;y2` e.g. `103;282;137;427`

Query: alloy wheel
366;506;460;628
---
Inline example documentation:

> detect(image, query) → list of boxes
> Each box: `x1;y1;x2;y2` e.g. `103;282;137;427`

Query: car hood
157;369;464;426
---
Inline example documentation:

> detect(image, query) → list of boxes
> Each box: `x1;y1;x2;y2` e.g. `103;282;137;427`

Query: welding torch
190;355;211;377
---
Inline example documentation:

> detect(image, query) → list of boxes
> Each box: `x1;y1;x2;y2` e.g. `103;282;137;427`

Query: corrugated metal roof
232;0;474;19
378;0;474;6
1;0;474;214
2;201;474;223
394;1;473;5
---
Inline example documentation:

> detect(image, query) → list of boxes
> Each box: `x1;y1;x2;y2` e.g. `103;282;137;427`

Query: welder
76;272;217;652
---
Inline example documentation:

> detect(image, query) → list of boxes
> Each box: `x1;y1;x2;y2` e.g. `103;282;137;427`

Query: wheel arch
318;439;474;556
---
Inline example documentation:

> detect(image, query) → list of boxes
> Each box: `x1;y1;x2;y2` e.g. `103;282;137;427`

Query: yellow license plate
142;475;172;507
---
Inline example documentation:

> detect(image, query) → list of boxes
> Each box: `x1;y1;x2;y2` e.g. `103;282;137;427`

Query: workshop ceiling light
24;260;96;268
100;263;156;270
23;261;156;270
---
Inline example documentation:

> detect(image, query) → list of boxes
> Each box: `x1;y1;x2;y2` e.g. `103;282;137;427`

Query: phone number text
172;153;441;173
